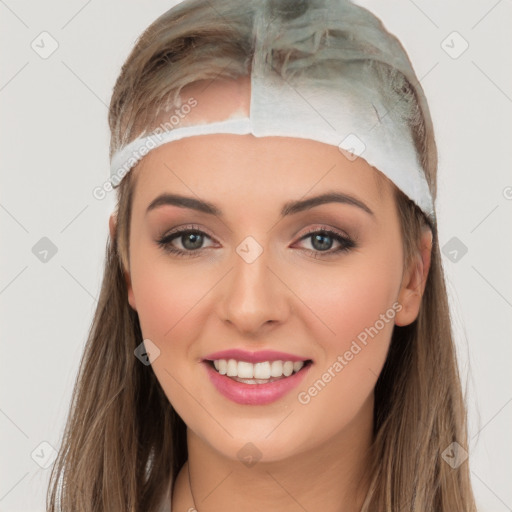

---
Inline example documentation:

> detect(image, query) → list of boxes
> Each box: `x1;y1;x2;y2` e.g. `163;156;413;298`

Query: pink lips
203;348;309;364
202;349;313;405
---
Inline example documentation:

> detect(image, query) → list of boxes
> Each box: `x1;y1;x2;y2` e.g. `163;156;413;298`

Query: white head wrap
109;0;435;222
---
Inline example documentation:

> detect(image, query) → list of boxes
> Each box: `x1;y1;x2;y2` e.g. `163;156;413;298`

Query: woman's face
121;79;424;464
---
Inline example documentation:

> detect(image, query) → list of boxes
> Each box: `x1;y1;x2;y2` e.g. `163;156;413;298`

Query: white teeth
226;359;238;377
217;359;227;375
254;361;270;379
211;358;306;379
293;361;304;372
283;361;294;377
237;361;253;379
270;360;283;378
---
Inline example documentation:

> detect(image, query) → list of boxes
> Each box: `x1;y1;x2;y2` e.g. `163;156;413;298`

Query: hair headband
109;0;435;223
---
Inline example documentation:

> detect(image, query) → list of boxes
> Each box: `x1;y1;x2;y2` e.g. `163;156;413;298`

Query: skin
109;77;432;512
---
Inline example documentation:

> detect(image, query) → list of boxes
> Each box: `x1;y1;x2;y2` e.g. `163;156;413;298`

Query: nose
218;241;290;336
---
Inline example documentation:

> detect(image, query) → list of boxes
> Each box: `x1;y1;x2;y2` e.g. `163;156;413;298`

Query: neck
172;398;374;512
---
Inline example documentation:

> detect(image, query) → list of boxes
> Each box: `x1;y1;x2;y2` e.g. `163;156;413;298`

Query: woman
47;0;477;510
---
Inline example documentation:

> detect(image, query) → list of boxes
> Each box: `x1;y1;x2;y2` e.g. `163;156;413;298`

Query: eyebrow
145;191;375;218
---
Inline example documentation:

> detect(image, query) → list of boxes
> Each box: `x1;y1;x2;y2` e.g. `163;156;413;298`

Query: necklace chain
187;461;198;511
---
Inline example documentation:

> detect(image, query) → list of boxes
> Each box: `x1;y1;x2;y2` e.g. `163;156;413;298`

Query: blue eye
295;227;356;258
156;225;356;258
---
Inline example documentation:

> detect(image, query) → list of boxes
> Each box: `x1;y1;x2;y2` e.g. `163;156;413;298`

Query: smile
203;359;313;405
211;358;307;381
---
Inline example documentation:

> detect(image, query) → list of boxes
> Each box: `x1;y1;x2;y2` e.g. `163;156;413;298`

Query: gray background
1;0;511;510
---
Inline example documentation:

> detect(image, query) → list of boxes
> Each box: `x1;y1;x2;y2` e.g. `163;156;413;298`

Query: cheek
130;258;218;415
288;250;401;350
130;255;218;346
289;255;401;425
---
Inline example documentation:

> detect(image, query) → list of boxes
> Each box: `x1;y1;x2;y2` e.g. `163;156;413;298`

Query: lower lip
203;361;312;405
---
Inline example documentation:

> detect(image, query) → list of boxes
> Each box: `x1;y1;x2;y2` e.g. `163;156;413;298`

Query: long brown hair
47;1;476;510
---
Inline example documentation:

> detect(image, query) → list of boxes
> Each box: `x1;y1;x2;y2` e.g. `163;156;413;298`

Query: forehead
131;132;391;217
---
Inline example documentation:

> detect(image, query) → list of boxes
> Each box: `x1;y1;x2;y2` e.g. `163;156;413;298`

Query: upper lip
203;349;312;364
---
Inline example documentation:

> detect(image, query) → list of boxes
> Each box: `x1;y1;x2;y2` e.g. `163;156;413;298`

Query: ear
394;227;433;327
109;212;137;311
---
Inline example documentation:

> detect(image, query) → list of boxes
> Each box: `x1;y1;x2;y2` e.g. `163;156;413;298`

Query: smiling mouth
205;359;313;384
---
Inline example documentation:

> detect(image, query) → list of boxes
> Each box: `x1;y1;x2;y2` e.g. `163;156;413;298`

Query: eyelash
156;224;357;259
